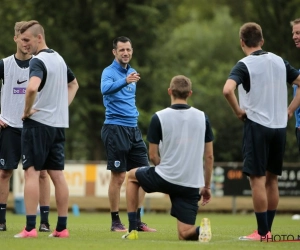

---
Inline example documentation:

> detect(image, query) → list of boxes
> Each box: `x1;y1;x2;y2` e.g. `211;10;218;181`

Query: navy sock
196;226;200;236
267;210;276;232
255;211;268;236
56;216;67;232
39;206;50;224
25;215;36;231
0;204;7;224
111;212;120;222
128;212;137;232
137;208;141;223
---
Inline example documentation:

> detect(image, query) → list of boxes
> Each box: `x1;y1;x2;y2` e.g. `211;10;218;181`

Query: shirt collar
250;50;268;56
170;104;190;110
112;59;131;73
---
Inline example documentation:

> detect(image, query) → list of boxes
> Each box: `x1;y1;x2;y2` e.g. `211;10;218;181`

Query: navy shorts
295;128;300;152
101;124;149;172
136;166;200;225
242;119;286;176
22;119;65;171
0;126;22;170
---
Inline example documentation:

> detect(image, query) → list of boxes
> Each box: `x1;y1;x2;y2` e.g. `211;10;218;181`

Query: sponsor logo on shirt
13;88;26;94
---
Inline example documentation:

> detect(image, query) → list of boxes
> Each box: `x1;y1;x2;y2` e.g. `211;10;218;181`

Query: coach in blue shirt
100;36;156;233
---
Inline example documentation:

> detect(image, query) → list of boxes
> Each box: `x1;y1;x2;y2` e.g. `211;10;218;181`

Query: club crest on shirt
114;161;120;168
0;159;5;166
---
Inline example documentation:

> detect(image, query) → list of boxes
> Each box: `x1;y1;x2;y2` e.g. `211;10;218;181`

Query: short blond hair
14;21;27;36
19;20;45;38
290;18;300;26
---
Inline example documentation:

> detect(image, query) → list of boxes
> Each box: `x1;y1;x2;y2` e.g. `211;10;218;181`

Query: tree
0;0;181;160
1;0;300;162
146;4;244;161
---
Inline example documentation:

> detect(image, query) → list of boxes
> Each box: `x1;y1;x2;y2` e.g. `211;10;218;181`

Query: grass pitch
1;211;299;250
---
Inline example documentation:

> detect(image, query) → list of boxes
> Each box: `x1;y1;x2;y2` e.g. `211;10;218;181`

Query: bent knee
178;232;190;240
127;169;138;181
177;225;198;241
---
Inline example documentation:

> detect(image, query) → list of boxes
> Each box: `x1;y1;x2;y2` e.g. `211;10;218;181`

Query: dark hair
169;75;192;99
239;22;263;47
113;36;132;49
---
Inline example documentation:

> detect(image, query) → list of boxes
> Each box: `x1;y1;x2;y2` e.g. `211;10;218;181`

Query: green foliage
1;0;300;161
147;5;244;161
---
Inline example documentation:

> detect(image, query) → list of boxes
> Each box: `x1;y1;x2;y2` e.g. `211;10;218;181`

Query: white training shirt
29;51;69;127
238;52;287;128
0;55;29;128
155;107;206;188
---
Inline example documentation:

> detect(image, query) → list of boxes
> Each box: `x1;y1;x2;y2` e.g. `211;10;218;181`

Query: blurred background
1;0;300;163
2;0;300;214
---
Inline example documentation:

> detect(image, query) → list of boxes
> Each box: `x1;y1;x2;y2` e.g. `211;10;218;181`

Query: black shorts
295;128;300;152
136;166;200;225
21;119;65;171
242;119;286;176
101;124;149;172
0;126;22;170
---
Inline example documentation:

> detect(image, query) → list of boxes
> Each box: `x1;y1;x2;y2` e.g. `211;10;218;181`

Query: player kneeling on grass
122;75;214;241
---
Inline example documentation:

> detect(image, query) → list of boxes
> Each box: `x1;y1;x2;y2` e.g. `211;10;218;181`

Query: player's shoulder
30;57;42;65
1;55;15;71
2;54;14;62
102;62;115;72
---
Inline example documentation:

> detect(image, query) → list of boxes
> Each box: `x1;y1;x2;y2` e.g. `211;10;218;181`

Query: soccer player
14;20;79;238
100;36;156;232
223;22;300;241
0;21;51;233
122;75;214;241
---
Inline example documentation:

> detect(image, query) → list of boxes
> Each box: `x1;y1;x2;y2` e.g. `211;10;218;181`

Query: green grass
1;212;299;250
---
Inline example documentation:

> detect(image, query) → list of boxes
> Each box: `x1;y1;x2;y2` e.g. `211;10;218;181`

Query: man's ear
240;39;244;48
